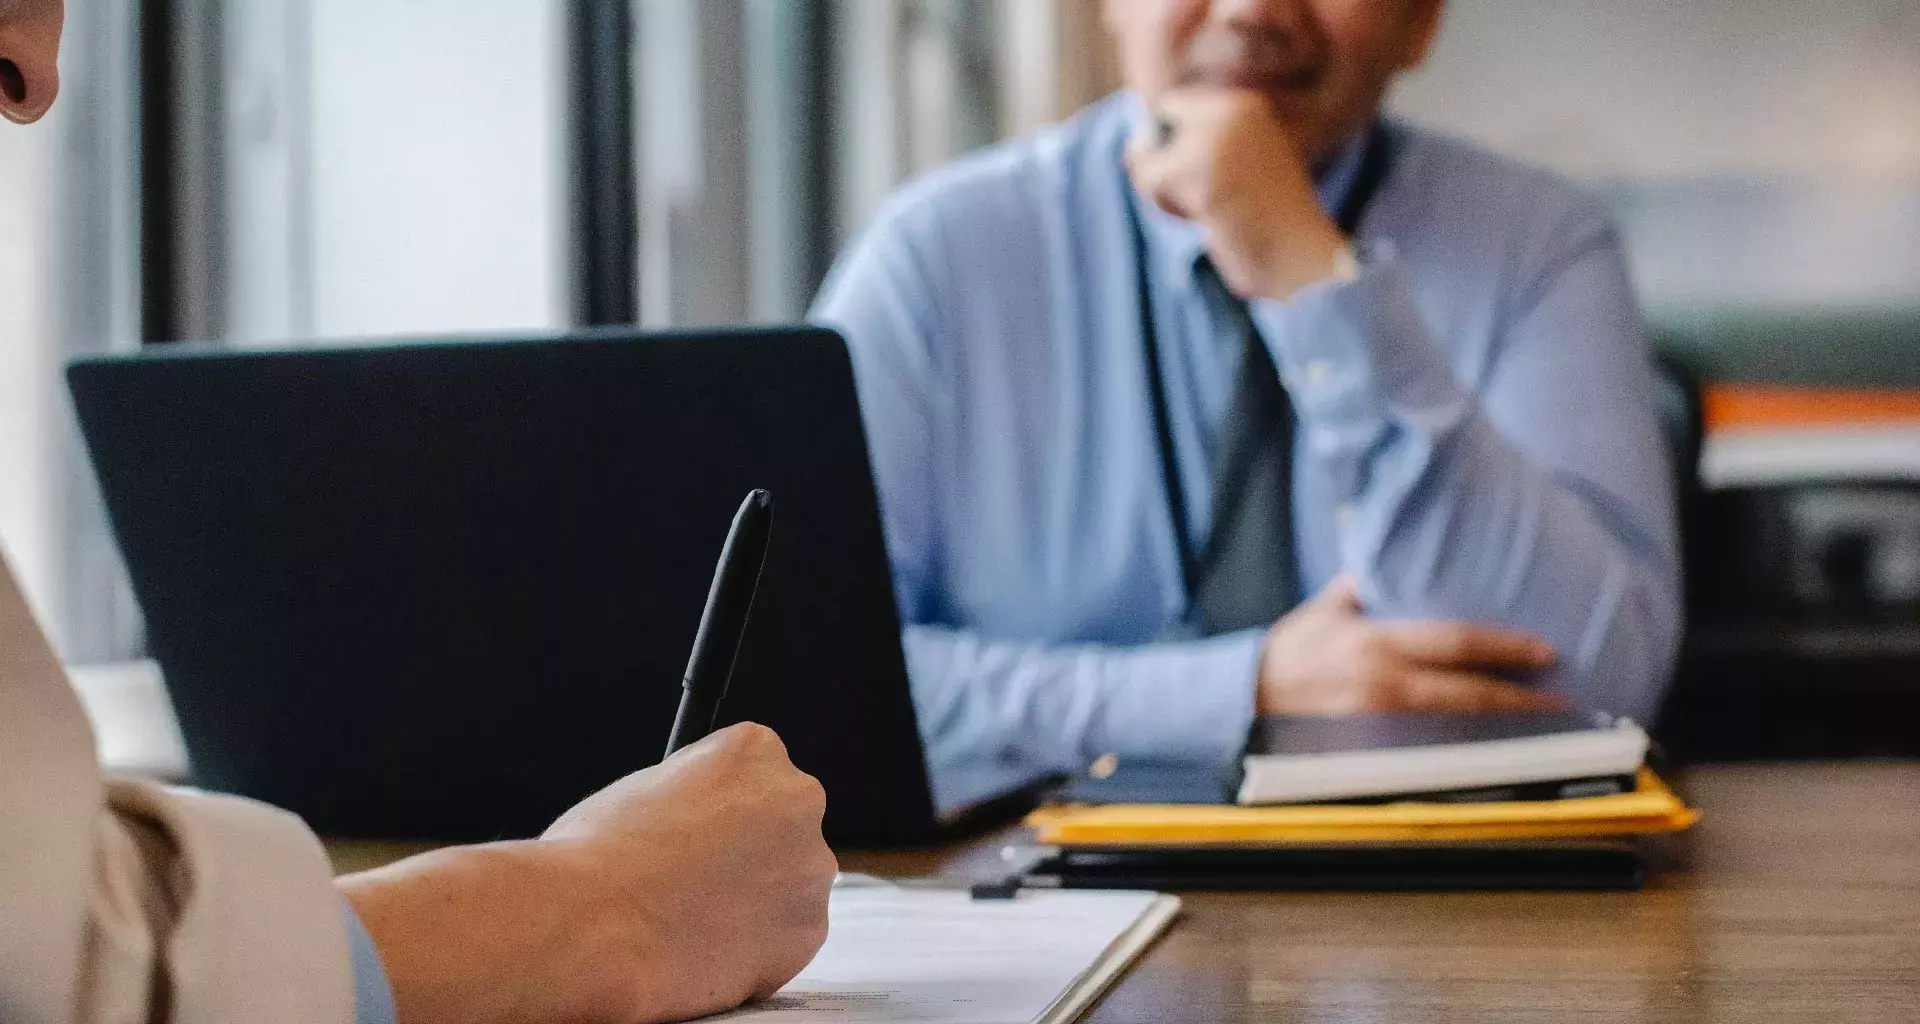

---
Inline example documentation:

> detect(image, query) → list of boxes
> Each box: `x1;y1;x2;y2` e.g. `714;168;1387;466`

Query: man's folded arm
1256;212;1683;723
903;626;1261;811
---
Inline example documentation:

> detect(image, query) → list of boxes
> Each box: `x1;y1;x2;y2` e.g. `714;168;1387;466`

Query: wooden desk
329;763;1920;1022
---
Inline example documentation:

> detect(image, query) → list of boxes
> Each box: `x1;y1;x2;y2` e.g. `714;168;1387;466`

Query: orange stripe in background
1705;385;1920;432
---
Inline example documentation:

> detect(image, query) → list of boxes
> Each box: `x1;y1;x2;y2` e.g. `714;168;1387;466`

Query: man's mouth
1185;29;1326;96
1195;65;1322;94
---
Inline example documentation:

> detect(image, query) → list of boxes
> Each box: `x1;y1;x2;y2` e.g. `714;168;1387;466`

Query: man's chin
1227;83;1323;136
1260;100;1333;156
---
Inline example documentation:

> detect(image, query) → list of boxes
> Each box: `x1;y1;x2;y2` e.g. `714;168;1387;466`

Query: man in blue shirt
814;0;1681;811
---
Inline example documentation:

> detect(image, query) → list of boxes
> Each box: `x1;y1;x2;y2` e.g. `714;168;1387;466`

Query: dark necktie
1128;123;1395;638
1187;258;1300;636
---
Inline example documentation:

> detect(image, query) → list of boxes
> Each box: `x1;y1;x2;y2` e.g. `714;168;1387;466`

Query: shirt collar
1121;91;1373;292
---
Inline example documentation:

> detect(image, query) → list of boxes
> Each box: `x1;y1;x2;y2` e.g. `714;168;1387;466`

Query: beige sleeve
76;781;356;1024
0;550;353;1024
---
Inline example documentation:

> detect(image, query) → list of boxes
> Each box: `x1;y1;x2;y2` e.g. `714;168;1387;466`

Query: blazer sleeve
0;553;355;1024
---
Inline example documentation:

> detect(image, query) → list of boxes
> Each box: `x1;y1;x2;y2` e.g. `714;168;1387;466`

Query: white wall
1392;0;1920;310
0;116;58;624
1393;0;1920;180
305;0;567;338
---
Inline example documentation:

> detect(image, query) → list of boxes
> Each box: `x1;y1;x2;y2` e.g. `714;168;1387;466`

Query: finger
754;853;836;999
1149;112;1177;149
1314;573;1364;612
1136;93;1227;162
1139;95;1188;147
1396;669;1569;713
1122;134;1165;188
1380;621;1558;670
1125;149;1199;221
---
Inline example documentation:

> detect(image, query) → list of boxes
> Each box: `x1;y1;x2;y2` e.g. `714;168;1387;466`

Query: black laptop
67;327;942;846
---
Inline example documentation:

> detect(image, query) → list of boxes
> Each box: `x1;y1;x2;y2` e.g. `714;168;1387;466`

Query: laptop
67;327;944;846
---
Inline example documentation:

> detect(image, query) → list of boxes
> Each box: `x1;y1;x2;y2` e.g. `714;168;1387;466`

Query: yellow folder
1026;769;1700;847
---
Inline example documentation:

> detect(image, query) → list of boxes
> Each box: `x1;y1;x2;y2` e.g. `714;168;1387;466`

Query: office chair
1651;352;1708;614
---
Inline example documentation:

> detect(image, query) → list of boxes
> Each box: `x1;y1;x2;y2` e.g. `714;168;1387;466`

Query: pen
664;488;774;758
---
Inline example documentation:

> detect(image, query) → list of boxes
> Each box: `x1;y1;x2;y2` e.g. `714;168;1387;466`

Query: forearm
1261;258;1681;714
905;625;1262;811
339;840;657;1024
1354;406;1680;716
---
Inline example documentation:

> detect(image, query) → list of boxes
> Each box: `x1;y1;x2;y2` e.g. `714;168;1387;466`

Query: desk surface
329;762;1918;1023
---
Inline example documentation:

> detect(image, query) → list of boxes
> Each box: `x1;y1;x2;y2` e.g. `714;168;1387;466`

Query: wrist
1247;217;1352;301
1254;625;1291;715
340;840;619;1024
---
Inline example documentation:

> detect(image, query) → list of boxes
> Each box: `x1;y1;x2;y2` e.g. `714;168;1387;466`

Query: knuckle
728;722;789;762
795;771;829;816
706;722;749;755
736;721;781;748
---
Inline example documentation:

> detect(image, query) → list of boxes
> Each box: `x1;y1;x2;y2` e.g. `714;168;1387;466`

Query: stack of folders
1024;713;1700;891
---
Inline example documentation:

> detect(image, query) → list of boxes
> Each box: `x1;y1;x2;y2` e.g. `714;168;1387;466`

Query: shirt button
1305;359;1333;387
1335;503;1357;528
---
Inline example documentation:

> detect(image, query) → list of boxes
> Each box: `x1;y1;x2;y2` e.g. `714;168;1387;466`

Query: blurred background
2;0;1916;754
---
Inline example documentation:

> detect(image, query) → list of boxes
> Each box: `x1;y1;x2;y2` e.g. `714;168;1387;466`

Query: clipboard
715;885;1181;1024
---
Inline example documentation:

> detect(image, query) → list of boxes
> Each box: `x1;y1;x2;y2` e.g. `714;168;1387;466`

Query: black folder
1025;841;1648;892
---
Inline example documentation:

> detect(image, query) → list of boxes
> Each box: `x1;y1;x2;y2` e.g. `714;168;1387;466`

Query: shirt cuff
1092;630;1263;766
1270;250;1461;404
342;900;399;1024
1252;251;1470;492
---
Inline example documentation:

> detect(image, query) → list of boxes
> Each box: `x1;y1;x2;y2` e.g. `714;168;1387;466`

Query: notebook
712;886;1180;1024
1236;712;1649;805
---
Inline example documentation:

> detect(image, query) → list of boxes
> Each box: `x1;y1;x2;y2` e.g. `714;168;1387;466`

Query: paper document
709;887;1179;1024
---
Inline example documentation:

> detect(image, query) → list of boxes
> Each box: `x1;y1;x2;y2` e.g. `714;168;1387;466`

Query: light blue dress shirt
344;901;399;1024
812;92;1681;812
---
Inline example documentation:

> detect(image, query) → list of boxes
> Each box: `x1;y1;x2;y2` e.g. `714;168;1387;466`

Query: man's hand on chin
1256;575;1568;717
1124;87;1351;303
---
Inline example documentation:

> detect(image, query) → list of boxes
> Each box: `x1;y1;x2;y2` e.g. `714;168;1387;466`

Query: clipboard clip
969;845;1062;900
